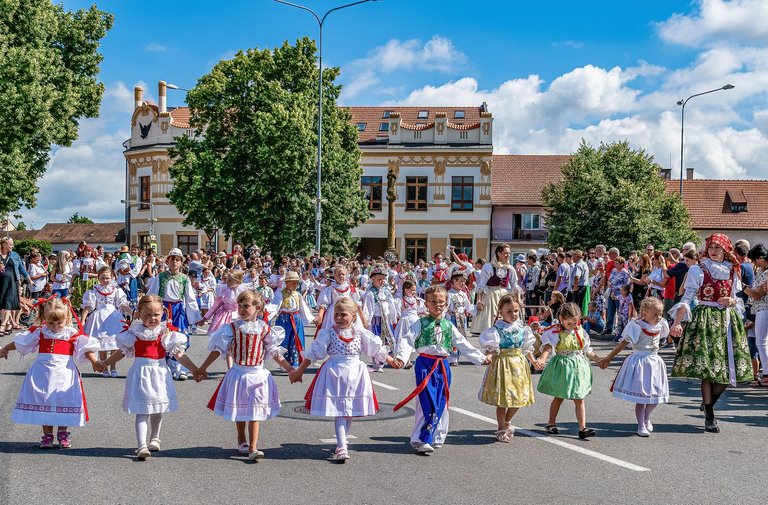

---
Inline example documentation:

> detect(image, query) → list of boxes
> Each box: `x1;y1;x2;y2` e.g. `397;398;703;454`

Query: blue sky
18;0;768;226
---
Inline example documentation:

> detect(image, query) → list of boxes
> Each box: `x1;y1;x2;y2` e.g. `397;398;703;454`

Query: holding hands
193;368;207;382
92;360;107;373
288;369;303;383
0;347;8;359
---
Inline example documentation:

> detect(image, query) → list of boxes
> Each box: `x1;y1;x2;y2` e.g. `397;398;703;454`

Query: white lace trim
130;322;165;341
701;258;733;280
41;326;79;340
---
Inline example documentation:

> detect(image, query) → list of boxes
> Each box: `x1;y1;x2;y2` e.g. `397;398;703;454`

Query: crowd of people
0;233;764;461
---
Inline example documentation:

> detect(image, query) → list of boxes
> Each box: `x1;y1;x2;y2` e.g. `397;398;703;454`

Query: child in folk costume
268;271;313;367
669;233;752;433
446;270;475;365
146;248;201;381
198;270;246;369
479;295;541;442
100;295;199;460
194;290;293;461
299;271;317;309
82;266;132;378
0;297;104;448
71;246;105;310
536;303;603;439
289;297;394;462
394;280;427;367
362;265;400;372
599;297;669;437
198;267;217;317
417;269;430;299
315;265;365;331
255;274;274;305
393;286;490;453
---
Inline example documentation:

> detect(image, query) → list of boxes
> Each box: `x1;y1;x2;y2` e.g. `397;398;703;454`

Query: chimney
686;167;694;180
658;168;671;180
134;86;143;109
158;81;167;113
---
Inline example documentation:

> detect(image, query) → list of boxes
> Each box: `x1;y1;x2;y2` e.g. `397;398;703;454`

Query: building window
460;131;468;139
356;122;366;131
731;203;747;213
450;237;473;259
379;122;389;131
405;176;428;211
417;110;429;119
139;176;151;210
451;176;474;211
522;213;542;230
454;110;465;119
382;110;392;119
413;131;422;140
177;235;198;256
361;176;383;211
405;237;428;264
138;234;153;253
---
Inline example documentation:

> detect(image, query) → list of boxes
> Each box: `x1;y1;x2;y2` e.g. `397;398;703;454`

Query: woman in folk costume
471;244;519;335
70;245;105;310
362;264;400;372
268;270;313;367
146;248;201;381
315;264;365;331
669;233;752;433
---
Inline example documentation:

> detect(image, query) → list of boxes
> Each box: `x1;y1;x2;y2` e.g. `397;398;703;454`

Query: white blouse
478;320;535;355
620;319;669;351
15;326;99;365
301;326;388;364
116;322;188;358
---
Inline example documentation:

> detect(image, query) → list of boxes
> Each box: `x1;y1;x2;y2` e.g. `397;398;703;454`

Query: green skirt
537;353;592;400
70;276;97;310
671;305;752;384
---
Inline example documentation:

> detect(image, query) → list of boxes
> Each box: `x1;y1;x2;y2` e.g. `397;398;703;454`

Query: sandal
578;428;596;439
495;430;512;443
545;424;559;435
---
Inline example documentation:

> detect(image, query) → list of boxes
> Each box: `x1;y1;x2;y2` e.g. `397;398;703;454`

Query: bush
14;238;53;258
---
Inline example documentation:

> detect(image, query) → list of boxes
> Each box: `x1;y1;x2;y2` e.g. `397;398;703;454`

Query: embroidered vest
485;265;510;288
37;330;79;356
279;289;301;311
135;334;166;360
699;266;733;303
495;323;524;349
230;323;269;366
158;271;188;299
414;317;453;351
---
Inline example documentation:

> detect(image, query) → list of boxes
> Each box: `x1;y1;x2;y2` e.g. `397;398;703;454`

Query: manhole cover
279;401;414;422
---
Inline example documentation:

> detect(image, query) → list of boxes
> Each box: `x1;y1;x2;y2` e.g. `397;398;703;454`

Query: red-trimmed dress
11;326;99;426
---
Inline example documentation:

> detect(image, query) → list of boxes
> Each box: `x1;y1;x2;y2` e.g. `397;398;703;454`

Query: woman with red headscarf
669;233;752;433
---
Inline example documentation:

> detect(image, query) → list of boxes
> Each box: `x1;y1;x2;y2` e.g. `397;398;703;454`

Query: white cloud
657;0;768;47
341;36;466;100
144;43;168;52
552;40;585;49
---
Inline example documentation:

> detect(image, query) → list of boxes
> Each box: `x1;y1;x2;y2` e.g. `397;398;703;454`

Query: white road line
372;380;399;391
448;406;650;472
319;435;358;444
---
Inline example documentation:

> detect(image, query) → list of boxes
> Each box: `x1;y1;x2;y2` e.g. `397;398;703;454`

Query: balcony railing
492;228;548;242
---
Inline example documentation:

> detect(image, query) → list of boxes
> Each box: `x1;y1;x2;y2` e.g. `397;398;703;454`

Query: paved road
0;323;766;505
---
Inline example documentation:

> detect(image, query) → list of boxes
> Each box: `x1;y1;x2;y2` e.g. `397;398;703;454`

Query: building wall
694;229;768;248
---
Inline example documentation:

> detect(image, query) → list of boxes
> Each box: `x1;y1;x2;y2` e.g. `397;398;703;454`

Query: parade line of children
0;236;754;462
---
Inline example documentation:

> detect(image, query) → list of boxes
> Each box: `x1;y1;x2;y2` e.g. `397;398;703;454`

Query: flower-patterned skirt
671;305;752;384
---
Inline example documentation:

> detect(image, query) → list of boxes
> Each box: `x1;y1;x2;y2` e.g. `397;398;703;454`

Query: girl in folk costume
71;246;105;310
478;295;541;442
146;248;201;381
417;269;430;299
394;280;427;366
198;266;217;318
82;266;132;378
299;270;317;309
268;271;313;368
269;265;286;292
393;285;490;454
289;298;394;462
0;297;103;448
50;250;73;298
315;265;365;331
390;261;410;298
198;270;246;369
446;270;475;365
669;233;752;433
536;303;604;439
100;295;199;461
472;244;519;335
348;276;363;307
428;252;449;286
599;297;670;437
194;290;293;461
362;265;400;372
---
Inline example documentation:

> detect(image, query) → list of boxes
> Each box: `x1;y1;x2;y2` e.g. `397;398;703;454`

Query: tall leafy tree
168;38;369;257
0;1;113;215
542;141;698;252
67;212;93;224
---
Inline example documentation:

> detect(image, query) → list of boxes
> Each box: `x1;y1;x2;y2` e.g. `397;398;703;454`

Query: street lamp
274;0;379;256
121;199;157;251
166;83;189;91
677;84;734;195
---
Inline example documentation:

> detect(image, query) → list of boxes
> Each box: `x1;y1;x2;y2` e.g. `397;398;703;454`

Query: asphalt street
0;323;766;505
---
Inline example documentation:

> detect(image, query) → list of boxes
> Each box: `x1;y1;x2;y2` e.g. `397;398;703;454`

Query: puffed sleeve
81;290;96;311
521;326;536;356
620;319;641;346
361;292;375;322
540;327;561;351
395;319;420;363
476;264;492;293
14;327;42;357
669;265;703;322
659;319;670;341
298;296;313;325
478;326;501;353
451;325;486;365
162;330;189;356
317;287;332;309
579;328;593;355
301;328;332;363
208;324;235;359
116;329;137;358
73;332;100;365
359;328;389;363
263;324;287;360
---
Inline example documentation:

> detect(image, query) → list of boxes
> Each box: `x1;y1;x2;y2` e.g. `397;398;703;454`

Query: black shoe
699;402;705;412
704;419;720;433
578;428;596;439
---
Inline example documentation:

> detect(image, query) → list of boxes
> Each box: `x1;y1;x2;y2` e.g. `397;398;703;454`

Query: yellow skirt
471;286;510;334
479;348;535;408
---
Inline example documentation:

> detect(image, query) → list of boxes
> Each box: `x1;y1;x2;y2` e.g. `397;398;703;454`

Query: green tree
168;38;369;257
14;238;52;257
67;212;93;223
0;1;113;215
15;221;26;230
542;140;698;252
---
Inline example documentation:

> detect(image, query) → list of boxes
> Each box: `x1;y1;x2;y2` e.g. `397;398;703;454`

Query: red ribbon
393;354;450;412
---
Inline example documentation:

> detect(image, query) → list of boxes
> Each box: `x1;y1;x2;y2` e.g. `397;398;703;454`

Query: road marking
448;406;650;472
372;380;399;391
320;435;358;444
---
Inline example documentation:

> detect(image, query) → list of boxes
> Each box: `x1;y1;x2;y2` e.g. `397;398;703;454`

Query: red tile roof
346;106;485;143
169;107;191;128
33;223;126;245
491;155;571;206
665;179;768;230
